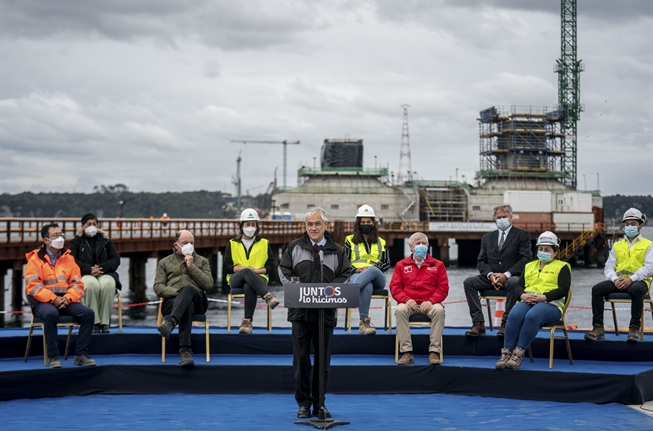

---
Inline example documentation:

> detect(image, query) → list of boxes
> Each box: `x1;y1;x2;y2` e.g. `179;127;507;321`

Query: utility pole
397;104;413;186
231;139;300;190
556;0;584;189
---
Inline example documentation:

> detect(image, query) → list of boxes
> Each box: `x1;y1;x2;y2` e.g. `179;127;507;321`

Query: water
5;258;628;330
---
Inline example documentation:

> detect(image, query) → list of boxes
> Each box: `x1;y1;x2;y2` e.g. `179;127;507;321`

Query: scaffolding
415;181;468;222
477;105;570;182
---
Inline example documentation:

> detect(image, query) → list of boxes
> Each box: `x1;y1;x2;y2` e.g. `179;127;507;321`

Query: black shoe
313;406;331;419
101;325;110;334
93;324;101;334
297;406;311;418
157;318;176;340
179;347;194;368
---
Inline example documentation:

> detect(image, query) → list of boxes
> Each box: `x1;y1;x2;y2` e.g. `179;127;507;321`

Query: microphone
318;249;324;283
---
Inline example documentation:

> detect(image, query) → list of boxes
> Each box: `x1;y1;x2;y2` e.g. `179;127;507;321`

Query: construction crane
556;0;584;189
230;139;300;190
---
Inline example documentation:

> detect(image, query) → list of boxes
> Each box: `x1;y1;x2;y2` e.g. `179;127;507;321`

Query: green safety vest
523;259;570;313
226;238;269;283
614;237;653;287
344;235;386;268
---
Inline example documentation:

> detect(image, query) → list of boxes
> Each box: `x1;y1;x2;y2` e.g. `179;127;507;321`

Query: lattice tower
397;104;413;185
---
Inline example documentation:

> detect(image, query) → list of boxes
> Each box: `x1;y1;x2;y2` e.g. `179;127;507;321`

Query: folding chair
157;298;210;363
345;288;393;334
24;315;79;366
605;291;652;339
227;288;273;333
394;314;443;364
527;288;573;369
480;290;507;331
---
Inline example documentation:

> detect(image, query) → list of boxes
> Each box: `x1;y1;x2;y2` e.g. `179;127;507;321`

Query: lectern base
294;418;350;429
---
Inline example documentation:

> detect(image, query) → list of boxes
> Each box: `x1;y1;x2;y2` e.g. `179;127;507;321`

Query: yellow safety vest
523;259;570;313
344;235;386;269
614;237;653;287
226;238;270;283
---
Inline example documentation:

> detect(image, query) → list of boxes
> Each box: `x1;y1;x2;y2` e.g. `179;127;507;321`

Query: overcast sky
1;0;651;198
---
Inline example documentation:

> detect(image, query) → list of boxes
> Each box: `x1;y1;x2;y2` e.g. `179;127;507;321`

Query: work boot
465;321;486;337
429;352;441;365
497;321;506;338
359;317;377;335
157;318;176;340
584;325;605;341
505;347;525;370
48;356;62;369
239;317;253;334
263;292;280;309
627;324;641;343
397;352;414;365
495;348;513;370
179;347;194;368
73;355;97;367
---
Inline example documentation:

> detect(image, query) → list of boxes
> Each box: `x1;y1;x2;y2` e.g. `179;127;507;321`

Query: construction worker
344;204;390;335
223;208;279;334
585;208;652;343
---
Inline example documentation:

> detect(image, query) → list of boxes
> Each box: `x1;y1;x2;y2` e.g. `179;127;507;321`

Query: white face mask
84;226;98;237
50;236;65;250
180;243;194;256
243;227;257;237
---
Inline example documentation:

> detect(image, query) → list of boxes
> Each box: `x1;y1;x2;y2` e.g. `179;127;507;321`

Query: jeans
504;301;561;351
229;269;270;320
349;266;386;319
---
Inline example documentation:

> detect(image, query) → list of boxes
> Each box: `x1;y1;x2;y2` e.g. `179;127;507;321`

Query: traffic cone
494;299;505;328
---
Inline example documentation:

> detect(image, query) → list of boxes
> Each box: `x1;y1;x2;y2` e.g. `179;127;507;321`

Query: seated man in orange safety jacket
25;223;96;368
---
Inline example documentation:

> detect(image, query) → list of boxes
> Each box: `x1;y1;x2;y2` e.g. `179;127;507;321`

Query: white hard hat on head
240;208;260;221
622;208;646;224
536;231;560;248
356;205;376;218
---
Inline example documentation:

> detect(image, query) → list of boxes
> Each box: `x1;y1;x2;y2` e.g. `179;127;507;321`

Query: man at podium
278;207;351;419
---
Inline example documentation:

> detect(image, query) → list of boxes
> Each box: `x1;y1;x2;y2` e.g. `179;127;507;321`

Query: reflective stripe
28;284;45;297
57;275;68;282
346;235;385;268
523;260;570;313
614;238;653;287
51;287;68;294
69;284;84;293
25;275;39;283
43;278;59;285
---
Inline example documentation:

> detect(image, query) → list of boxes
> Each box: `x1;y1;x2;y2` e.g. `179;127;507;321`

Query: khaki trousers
396;302;445;354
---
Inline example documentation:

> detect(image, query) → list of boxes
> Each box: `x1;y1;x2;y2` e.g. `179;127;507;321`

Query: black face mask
359;224;374;234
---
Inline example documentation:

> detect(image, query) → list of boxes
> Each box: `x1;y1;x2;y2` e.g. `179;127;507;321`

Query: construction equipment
231;140;300;189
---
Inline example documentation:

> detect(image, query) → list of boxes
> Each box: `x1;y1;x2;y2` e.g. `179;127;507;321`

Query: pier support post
12;260;24;327
438;243;450;266
128;254;149;320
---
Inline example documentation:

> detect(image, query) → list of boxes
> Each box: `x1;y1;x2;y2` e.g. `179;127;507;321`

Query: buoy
494;299;505;328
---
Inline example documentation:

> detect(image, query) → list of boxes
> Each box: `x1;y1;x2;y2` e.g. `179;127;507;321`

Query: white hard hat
622;208;646;224
356;205;376;218
536;231;560;248
240;208;260;221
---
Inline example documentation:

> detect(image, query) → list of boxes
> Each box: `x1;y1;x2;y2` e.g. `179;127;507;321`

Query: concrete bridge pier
128;253;149;320
11;260;24;327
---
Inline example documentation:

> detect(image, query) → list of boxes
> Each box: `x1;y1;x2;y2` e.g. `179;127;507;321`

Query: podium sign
284;283;359;309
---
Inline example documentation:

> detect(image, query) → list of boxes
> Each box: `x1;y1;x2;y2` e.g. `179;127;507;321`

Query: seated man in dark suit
463;204;532;337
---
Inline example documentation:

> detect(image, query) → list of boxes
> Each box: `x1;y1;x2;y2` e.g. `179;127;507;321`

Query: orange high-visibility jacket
24;246;84;304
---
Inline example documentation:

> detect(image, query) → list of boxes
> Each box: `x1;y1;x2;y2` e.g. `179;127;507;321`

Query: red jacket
25;246;84;305
390;254;449;304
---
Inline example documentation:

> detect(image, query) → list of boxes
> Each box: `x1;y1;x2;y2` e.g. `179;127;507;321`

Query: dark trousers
463;274;519;323
31;301;94;357
162;285;208;348
591;279;648;327
229;269;270;319
291;321;334;409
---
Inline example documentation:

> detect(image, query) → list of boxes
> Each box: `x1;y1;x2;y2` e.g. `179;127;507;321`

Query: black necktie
498;231;505;252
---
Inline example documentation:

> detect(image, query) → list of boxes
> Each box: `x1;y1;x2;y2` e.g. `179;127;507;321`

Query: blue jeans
349;266;386;319
504;301;561;351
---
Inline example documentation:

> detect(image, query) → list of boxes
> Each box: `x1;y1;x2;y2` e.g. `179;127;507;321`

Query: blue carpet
1;393;652;431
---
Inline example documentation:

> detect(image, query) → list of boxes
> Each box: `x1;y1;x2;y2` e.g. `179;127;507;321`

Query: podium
285;283;359;430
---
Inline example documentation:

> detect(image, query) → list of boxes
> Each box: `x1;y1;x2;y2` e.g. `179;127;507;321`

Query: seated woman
224;208;278;334
344;205;391;335
495;231;571;370
68;213;121;333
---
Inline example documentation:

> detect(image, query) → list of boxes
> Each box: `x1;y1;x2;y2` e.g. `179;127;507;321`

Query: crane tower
396;104;413;185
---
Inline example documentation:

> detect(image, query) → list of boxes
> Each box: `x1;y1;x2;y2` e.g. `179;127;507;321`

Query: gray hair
493;204;513;219
305;206;328;223
408;232;428;246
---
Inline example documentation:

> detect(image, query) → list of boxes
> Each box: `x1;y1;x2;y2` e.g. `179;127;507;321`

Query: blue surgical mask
496;218;510;231
624;226;639;238
413;244;428;259
537;251;552;263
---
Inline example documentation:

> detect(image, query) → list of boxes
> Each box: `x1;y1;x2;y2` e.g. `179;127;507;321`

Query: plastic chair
480;290;507;331
345;288;393;334
157;298;210;363
394;314;443;363
527;288;573;369
24;315;78;366
227;288;272;333
604;291;651;339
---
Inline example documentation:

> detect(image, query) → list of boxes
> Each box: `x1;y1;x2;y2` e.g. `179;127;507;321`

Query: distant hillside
602;195;653;222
